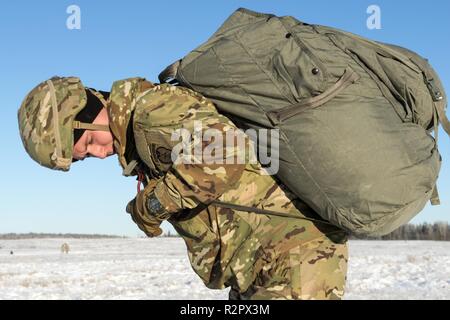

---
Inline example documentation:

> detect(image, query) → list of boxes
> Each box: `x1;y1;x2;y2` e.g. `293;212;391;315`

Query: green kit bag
159;8;449;236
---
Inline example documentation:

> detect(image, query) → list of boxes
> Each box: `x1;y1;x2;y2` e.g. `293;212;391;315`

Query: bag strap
211;200;335;226
406;56;448;206
430;186;441;206
407;56;450;137
433;98;450;136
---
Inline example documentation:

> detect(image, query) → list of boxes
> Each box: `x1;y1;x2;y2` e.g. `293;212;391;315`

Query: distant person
61;243;70;254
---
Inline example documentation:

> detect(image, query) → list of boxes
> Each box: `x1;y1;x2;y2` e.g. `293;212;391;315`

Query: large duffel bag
159;8;449;236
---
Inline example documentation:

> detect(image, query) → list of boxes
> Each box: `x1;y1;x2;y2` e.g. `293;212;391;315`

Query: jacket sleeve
136;85;250;213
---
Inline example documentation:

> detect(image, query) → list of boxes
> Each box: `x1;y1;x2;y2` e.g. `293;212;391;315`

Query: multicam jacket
107;78;347;294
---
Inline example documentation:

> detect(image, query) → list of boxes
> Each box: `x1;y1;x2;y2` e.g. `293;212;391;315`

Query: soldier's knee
293;237;348;300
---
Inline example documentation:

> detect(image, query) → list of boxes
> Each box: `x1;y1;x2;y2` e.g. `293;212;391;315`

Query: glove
126;181;171;238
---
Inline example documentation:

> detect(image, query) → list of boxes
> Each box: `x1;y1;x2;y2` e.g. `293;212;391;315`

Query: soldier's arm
136;85;248;214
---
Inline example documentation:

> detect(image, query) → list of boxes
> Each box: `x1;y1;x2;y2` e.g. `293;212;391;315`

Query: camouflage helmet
18;77;109;171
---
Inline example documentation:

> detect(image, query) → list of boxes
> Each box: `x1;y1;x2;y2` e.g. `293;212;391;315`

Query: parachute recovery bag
159;8;448;237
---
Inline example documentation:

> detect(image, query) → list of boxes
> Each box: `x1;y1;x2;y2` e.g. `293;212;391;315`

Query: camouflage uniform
108;78;349;300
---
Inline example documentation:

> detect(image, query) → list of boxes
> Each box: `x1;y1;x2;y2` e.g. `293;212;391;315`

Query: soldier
61;243;70;254
18;77;348;300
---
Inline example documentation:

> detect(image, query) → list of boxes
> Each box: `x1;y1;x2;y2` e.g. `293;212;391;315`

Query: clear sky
0;0;449;236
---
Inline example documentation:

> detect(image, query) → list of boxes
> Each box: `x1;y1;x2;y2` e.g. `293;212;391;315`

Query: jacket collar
107;77;155;172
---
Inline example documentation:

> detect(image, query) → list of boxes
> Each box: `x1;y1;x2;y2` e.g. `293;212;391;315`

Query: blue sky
0;0;449;236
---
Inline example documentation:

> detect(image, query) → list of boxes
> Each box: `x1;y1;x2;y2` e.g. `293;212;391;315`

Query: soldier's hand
126;183;171;238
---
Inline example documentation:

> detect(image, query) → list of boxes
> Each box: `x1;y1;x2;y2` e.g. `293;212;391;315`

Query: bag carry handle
159;60;181;84
407;55;450;137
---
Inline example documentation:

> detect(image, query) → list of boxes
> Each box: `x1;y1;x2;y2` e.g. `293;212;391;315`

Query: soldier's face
73;108;115;160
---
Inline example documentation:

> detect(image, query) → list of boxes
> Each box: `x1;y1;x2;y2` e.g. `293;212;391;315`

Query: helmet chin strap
73;121;110;132
73;88;110;132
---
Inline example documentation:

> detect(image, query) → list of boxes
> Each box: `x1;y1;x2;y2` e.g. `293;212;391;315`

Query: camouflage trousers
228;234;348;300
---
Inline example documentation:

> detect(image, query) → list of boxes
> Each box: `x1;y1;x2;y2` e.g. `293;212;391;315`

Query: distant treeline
352;222;450;241
165;222;450;241
0;233;127;240
2;222;449;241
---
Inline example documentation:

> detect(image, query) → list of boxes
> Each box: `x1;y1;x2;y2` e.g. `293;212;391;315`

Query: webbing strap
73;89;110;132
430;186;440;206
87;88;108;108
434;101;450;136
73;121;110;132
123;160;139;177
430;103;441;206
407;55;450;137
406;57;449;207
211;200;334;226
46;81;62;158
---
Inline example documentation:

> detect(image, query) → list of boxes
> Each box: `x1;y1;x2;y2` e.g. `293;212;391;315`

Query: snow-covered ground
0;238;449;300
